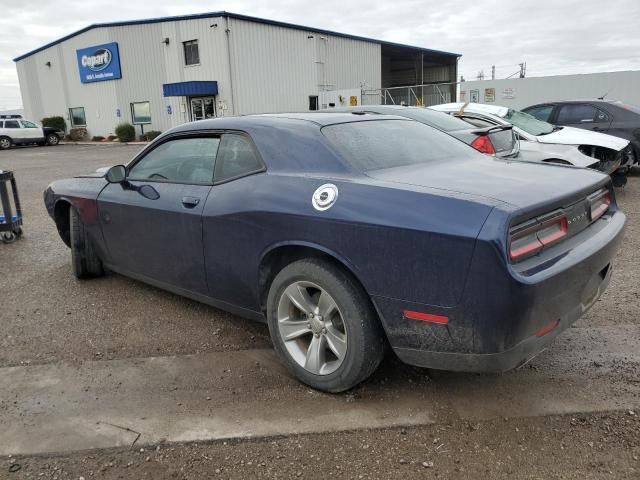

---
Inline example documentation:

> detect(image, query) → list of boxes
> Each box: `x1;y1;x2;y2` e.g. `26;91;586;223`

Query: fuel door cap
312;184;338;211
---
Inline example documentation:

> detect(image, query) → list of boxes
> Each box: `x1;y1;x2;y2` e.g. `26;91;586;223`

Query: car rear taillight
589;189;611;221
509;212;568;262
470;135;496;155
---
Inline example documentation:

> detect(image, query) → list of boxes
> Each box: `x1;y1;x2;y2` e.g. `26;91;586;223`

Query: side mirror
105;165;126;183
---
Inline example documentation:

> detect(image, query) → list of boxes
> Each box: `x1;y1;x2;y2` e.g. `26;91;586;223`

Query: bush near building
142;130;161;142
68;128;87;141
41;116;66;132
91;136;105;142
115;123;135;142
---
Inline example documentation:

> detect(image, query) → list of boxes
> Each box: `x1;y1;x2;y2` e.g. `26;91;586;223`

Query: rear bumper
374;210;625;372
392;260;613;372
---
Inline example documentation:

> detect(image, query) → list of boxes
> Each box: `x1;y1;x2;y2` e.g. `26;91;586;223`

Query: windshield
322;119;479;172
504;109;554;136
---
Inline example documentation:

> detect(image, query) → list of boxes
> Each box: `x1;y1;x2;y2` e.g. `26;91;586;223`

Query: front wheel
0;137;11;150
46;134;60;146
266;258;385;392
69;207;104;279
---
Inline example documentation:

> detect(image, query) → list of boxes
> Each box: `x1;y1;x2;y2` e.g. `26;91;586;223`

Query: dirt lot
0;145;639;479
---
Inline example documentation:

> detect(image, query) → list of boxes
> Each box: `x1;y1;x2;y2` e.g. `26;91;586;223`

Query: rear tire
266;258;385;392
46;134;60;146
69;207;103;279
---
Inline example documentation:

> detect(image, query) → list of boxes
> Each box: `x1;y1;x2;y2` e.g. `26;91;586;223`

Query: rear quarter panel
201;172;495;313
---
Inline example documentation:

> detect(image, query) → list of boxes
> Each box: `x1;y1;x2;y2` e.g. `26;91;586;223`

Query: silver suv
0;117;63;149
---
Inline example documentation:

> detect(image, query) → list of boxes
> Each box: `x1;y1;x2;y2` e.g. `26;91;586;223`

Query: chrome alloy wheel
0;138;10;149
276;281;348;375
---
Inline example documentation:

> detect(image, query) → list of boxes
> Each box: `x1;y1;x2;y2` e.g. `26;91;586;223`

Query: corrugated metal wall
16;16;381;136
228;18;380;114
459;71;640;110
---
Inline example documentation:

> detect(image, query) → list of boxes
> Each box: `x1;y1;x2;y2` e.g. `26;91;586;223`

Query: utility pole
476;70;485;81
491;65;495;80
519;62;526;78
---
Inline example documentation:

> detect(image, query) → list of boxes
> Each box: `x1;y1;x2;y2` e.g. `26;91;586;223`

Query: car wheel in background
267;258;385;392
69;207;104;279
0;137;11;150
46;134;60;146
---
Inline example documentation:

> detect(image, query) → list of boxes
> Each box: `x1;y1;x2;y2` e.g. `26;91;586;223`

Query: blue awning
162;81;218;97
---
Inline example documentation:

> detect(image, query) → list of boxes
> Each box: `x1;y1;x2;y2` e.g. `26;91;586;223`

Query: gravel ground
0;145;270;368
0;145;638;479
4;411;639;479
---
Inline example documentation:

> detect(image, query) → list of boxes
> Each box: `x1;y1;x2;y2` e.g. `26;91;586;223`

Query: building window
183;40;200;66
309;96;319;111
69;107;86;127
131;101;151;124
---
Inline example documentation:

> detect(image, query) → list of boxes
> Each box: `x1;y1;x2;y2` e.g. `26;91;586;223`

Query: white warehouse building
14;11;459;138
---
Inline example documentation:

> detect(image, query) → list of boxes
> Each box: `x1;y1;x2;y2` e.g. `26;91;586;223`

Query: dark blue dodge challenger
44;113;625;392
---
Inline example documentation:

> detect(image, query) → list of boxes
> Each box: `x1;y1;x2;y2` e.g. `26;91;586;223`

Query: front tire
0;136;11;150
267;258;385;392
46;134;60;146
69;207;103;279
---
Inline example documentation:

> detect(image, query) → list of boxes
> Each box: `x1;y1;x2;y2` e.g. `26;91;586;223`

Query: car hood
537;126;629;150
366;156;608;208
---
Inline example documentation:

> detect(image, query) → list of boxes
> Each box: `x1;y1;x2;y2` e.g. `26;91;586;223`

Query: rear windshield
395;108;476;132
612;101;640;115
322;119;478;172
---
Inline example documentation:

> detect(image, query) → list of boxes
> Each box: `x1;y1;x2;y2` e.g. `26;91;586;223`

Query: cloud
2;0;639;109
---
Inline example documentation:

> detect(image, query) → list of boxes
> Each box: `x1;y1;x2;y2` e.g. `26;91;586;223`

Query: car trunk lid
366;156;609;209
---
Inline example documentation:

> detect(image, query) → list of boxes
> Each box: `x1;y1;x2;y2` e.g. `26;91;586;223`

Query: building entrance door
190;97;216;121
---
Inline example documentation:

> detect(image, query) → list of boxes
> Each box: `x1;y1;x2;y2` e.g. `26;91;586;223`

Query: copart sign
76;42;122;83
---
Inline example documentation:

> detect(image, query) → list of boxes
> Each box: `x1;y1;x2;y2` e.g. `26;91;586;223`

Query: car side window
214;134;263;183
20;120;38;128
4;120;20;129
525;105;554;122
128;137;220;184
556;104;598;124
595;108;611;123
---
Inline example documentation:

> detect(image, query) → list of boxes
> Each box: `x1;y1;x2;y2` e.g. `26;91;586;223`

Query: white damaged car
430;102;632;178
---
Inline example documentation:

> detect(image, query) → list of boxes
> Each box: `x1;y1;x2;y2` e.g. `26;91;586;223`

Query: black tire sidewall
0;137;11;150
267;259;384;392
69;207;103;278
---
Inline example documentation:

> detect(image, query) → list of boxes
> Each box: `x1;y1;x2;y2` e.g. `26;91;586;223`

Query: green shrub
142;130;161;142
91;136;105;142
41;116;66;132
115;123;136;142
68;128;87;141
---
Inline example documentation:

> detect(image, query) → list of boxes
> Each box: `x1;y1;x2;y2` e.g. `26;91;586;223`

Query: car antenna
597;92;608;100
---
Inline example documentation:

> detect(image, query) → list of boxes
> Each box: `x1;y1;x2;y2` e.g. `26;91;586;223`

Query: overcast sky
1;0;639;110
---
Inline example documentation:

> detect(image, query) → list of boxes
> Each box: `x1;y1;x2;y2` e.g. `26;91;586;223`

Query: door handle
182;196;200;208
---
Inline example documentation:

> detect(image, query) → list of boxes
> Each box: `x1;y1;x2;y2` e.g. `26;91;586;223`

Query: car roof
430;102;509;117
325;105;421;111
322;105;482;132
171;112;411;132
